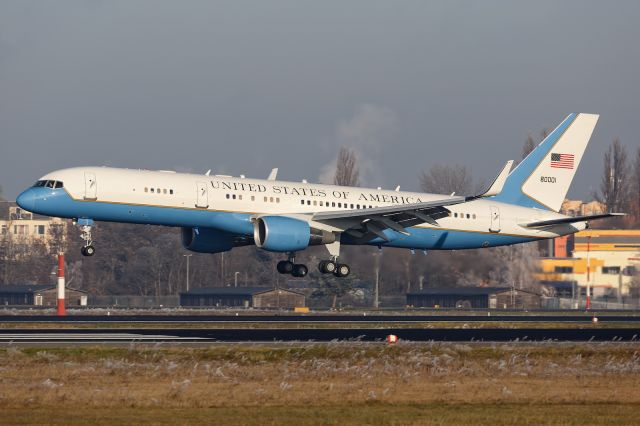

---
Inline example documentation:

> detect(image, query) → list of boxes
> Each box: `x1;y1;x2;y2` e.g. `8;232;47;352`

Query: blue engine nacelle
181;227;236;253
253;216;335;252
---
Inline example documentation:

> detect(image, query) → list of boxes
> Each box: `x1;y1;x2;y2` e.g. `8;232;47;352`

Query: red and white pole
57;253;66;316
586;236;591;310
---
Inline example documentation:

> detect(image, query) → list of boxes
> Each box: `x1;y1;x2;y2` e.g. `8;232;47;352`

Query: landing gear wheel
291;264;308;278
277;260;294;274
334;263;350;278
81;245;95;257
318;260;337;274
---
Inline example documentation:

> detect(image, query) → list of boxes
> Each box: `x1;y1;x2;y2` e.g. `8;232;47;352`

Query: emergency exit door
489;205;501;232
196;182;209;208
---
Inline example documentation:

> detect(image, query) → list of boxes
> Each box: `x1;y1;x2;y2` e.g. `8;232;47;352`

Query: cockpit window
33;180;63;189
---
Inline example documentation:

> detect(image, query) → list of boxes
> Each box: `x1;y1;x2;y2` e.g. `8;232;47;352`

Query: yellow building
538;229;640;297
0;206;67;248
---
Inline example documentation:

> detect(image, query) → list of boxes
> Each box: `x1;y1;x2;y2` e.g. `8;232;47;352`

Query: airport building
180;287;306;309
406;287;542;309
0;205;67;249
538;229;640;297
0;284;87;307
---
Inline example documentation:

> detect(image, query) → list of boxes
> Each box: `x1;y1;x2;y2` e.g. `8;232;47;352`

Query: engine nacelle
253;216;335;252
181;227;235;253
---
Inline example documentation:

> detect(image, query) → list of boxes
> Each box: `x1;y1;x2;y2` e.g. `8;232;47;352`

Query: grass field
2;343;640;424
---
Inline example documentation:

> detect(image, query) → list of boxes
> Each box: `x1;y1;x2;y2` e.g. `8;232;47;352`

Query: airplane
16;113;623;278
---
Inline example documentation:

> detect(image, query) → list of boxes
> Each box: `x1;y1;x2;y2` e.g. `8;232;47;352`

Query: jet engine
181;227;237;253
253;216;335;252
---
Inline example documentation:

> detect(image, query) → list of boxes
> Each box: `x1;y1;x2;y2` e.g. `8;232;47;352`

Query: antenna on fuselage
267;168;278;181
205;170;211;176
395;186;401;192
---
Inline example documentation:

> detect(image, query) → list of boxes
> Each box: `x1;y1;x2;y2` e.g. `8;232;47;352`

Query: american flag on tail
550;153;574;169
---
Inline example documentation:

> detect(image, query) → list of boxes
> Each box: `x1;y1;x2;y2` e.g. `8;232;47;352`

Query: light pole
234;271;240;288
373;248;381;309
183;254;192;292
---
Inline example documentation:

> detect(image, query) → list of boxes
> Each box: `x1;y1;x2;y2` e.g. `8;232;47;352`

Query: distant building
406;287;542;309
538;229;640;297
561;199;605;216
0;205;67;249
0;284;88;307
180;287;306;309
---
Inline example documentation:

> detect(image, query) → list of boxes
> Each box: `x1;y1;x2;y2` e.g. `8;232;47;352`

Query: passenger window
170;189;173;194
276;198;280;203
313;201;317;206
338;203;342;208
157;188;161;194
301;200;305;205
270;197;274;203
454;213;457;218
319;201;323;207
226;194;230;199
307;200;311;205
466;214;470;219
163;189;167;194
251;196;255;201
151;188;155;193
238;195;242;200
264;196;268;202
232;194;236;200
332;202;336;207
472;214;476;219
350;204;354;209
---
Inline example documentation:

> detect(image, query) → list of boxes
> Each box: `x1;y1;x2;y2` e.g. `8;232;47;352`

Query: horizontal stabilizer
522;213;625;228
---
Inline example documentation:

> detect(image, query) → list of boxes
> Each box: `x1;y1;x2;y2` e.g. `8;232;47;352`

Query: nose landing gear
76;218;95;257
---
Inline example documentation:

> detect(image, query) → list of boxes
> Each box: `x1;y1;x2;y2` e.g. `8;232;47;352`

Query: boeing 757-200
16;113;623;278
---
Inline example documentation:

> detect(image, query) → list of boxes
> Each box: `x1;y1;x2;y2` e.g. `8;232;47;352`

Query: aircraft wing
521;213;625;228
309;160;513;241
311;197;465;241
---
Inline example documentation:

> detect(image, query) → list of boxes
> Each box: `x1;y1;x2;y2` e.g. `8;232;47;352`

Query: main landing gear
76;218;95;257
277;253;308;278
276;237;351;278
318;258;350;277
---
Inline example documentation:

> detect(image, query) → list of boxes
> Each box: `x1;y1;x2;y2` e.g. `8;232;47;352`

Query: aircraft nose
16;189;37;212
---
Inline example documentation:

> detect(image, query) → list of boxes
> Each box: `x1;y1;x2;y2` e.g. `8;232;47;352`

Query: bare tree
633;146;640;225
595;138;630;214
522;134;537;160
333;146;360;187
419;164;475;195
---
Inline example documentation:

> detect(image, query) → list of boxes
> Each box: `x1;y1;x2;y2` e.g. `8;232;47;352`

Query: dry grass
1;343;640;424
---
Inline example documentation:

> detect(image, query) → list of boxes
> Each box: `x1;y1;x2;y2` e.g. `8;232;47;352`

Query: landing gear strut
77;219;95;257
277;253;308;278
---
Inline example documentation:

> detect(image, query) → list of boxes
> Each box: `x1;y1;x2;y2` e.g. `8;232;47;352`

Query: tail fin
492;113;599;212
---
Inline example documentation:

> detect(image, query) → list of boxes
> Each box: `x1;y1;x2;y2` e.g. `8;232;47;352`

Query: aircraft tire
334;263;350;278
292;264;308;278
277;260;294;274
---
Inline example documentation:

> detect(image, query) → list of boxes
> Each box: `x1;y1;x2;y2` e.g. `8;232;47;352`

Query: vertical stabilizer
493;113;599;212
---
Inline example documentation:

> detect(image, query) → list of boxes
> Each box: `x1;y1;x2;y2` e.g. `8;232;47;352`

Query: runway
2;314;640;323
1;327;639;343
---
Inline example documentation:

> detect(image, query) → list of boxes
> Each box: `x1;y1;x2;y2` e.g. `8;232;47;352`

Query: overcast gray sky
1;1;639;199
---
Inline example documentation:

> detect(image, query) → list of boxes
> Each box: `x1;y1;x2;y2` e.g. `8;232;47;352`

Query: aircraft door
489;205;500;232
84;172;97;200
196;182;209;208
